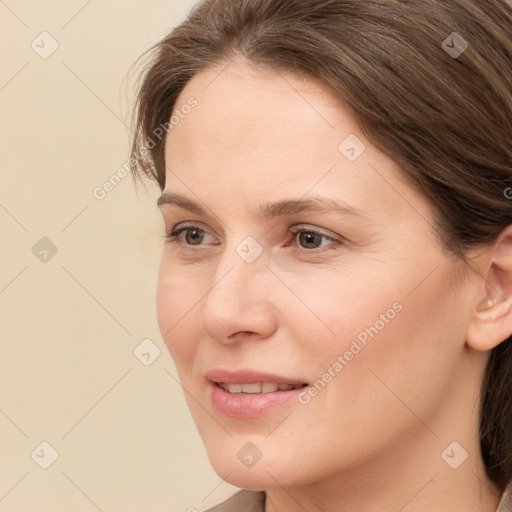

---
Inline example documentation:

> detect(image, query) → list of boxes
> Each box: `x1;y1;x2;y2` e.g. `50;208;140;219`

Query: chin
205;441;313;491
217;470;270;491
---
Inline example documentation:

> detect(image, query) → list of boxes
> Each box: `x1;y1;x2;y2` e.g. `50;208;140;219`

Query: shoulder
202;490;265;512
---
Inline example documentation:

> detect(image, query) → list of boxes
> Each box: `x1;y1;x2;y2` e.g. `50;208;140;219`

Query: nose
199;253;278;345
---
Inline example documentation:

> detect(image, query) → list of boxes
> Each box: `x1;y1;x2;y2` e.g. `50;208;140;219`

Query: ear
466;225;512;351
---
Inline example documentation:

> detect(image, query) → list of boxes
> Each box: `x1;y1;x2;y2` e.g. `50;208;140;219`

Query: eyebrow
157;192;367;218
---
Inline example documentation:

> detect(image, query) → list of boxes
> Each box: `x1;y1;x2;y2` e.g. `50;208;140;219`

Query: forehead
166;60;355;153
176;59;342;111
165;61;354;177
162;60;430;229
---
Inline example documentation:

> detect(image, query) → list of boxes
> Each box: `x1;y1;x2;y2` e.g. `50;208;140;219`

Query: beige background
0;1;239;510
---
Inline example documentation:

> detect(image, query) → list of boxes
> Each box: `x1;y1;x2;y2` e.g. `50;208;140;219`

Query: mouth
205;368;309;419
206;369;310;418
215;382;308;394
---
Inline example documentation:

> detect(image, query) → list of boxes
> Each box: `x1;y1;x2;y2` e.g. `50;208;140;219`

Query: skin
156;58;512;512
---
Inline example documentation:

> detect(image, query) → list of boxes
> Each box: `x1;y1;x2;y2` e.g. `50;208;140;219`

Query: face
156;60;480;489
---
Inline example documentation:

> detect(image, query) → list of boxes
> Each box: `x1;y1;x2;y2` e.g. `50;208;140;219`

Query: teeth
261;383;279;393
219;382;304;394
240;383;262;394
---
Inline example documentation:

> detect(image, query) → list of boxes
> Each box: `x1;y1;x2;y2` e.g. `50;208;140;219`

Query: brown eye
165;225;217;246
297;231;323;249
184;228;206;245
289;227;343;255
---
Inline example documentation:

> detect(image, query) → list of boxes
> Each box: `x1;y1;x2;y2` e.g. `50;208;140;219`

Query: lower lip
209;381;306;418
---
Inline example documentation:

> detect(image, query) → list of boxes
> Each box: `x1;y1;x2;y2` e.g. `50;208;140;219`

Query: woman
129;1;512;510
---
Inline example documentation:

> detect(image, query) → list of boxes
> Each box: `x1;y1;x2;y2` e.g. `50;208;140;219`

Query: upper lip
206;369;308;385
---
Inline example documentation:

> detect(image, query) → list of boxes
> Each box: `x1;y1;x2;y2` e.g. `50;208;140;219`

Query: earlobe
466;227;512;352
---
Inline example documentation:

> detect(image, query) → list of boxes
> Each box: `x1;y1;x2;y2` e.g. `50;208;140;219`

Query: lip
206;369;309;418
205;369;308;385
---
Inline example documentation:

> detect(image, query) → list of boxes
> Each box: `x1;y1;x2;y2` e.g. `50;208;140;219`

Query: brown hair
129;0;512;490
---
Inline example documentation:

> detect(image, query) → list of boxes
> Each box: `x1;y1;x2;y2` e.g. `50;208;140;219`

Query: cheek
281;265;404;359
156;257;201;367
310;262;464;424
290;251;458;380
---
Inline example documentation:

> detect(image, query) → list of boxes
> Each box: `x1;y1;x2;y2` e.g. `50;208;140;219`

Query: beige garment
204;490;264;512
498;481;512;512
204;480;512;512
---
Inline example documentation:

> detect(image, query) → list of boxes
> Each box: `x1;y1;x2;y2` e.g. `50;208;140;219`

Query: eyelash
163;222;343;255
